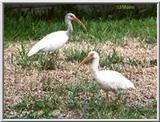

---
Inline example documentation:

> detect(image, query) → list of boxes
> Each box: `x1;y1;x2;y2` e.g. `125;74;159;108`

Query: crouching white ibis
27;13;87;69
78;51;135;103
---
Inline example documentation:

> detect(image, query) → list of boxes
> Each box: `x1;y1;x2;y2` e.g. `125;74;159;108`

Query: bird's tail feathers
128;81;135;90
28;47;39;57
125;79;135;90
130;84;135;89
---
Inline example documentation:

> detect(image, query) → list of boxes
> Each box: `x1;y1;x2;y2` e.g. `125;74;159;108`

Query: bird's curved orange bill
73;17;87;32
77;56;90;69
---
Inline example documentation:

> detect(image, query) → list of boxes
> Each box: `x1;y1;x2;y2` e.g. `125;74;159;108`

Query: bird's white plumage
94;70;135;91
28;31;68;56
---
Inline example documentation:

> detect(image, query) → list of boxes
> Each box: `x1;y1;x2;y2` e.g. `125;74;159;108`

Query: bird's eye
70;15;73;18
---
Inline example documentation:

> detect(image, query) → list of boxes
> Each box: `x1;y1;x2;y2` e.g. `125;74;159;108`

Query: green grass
15;45;101;70
4;81;157;119
100;49;157;71
15;45;157;70
14;43;57;70
73;18;156;44
4;11;156;44
16;43;32;68
101;49;125;66
64;48;88;63
100;49;124;71
64;47;101;63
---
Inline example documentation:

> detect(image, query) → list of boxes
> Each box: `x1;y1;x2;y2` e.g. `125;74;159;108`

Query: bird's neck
90;58;99;75
66;20;73;36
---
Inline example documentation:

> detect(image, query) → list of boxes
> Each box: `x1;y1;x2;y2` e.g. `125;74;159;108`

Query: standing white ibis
27;13;87;68
78;51;135;102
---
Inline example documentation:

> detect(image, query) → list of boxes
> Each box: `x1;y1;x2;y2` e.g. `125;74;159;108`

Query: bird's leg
44;53;49;70
46;52;56;70
52;53;56;69
111;90;118;101
45;51;59;70
52;51;59;69
55;50;59;60
105;91;109;102
55;51;59;68
56;51;60;67
118;92;125;109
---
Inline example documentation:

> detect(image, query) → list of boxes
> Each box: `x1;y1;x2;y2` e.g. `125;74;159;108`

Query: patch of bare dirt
4;37;157;118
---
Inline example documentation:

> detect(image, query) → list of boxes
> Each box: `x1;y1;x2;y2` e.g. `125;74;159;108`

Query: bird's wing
96;70;135;90
28;31;68;56
39;31;69;50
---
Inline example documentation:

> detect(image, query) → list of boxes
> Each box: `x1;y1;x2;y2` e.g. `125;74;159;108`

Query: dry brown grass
4;37;157;117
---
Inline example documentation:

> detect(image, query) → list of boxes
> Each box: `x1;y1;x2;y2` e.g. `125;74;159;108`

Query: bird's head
65;13;76;21
77;51;99;68
65;13;87;32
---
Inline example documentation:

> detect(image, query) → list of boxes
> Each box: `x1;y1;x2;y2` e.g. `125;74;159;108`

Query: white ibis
78;51;135;102
27;13;87;68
